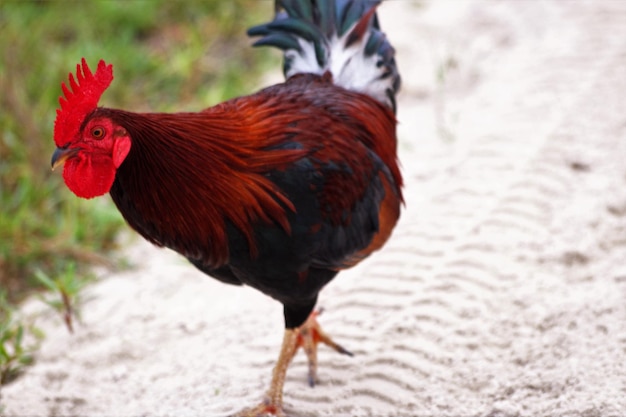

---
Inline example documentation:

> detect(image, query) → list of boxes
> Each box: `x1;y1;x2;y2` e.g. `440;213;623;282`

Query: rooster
51;0;402;415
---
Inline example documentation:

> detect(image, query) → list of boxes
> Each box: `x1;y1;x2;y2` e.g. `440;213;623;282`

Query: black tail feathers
248;0;401;113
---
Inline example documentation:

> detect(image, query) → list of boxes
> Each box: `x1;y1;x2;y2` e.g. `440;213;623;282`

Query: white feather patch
284;26;392;108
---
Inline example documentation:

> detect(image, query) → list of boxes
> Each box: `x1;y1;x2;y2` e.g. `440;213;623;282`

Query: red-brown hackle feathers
105;104;312;266
54;58;113;147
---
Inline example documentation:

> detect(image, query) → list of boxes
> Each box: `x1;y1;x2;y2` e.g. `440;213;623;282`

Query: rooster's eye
91;126;105;139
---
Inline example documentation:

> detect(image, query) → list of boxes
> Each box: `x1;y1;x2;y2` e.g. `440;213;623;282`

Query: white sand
3;1;626;416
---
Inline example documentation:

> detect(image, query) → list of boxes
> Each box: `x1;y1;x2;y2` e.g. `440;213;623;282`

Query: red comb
53;58;113;147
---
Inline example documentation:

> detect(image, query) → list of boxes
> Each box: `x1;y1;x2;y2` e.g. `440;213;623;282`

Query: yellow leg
234;311;352;417
297;310;353;387
235;329;297;417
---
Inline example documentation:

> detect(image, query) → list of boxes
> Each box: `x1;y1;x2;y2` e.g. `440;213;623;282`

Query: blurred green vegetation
0;0;275;384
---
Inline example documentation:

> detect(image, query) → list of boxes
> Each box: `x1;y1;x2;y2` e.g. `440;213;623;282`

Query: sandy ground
3;1;626;416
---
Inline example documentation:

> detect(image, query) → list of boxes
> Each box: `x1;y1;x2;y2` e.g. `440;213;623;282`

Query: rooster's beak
51;146;79;171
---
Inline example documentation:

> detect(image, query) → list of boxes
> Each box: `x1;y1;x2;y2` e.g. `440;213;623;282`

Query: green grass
0;0;275;385
0;290;41;385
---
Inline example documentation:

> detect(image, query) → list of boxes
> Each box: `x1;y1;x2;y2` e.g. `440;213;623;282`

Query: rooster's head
51;58;131;199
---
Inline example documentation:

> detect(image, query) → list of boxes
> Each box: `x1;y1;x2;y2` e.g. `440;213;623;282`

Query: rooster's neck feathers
102;100;307;267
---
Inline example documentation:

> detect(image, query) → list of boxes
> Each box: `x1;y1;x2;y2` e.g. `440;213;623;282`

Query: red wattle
62;154;116;199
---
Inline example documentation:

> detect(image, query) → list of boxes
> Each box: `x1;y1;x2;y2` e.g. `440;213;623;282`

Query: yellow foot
296;309;353;387
233;309;352;417
234;400;285;417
